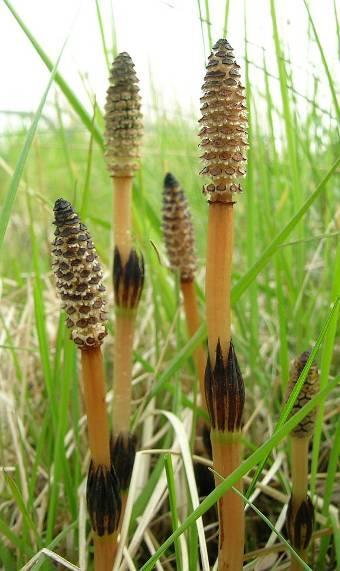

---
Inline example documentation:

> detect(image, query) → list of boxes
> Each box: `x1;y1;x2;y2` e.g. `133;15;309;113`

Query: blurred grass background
0;0;339;569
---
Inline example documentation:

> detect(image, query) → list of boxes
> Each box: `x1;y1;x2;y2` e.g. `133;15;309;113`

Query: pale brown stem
206;202;234;364
290;436;310;571
94;532;118;571
113;311;136;434
81;348;117;568
290;553;307;571
180;279;206;411
112;176;133;263
120;492;128;527
81;347;111;468
291;437;309;513
212;432;244;571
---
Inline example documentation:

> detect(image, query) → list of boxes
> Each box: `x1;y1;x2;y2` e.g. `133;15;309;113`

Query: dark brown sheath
87;462;122;536
113;246;144;310
205;340;245;432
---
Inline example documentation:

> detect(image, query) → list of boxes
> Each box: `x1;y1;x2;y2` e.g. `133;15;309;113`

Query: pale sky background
0;0;338;128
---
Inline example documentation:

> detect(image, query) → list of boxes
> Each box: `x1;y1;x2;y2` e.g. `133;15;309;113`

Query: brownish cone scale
52;198;107;349
286;351;319;437
199;38;248;201
162;172;197;282
104;52;143;177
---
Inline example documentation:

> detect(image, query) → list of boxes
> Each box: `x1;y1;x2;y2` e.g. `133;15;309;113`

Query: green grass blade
311;245;340;497
246;297;339;499
27;197;55;434
46;335;75;542
95;0;110;70
140;376;339;570
0;36;66;252
3;0;103;148
244;11;259;374
317;418;340;567
4;472;39;545
0;542;16;570
204;0;212;50
164;454;183;570
80;102;97;219
335;0;340;59
232;156;340;303
0;517;33;555
231;487;311;570
331;511;340;569
223;0;230;37
303;0;340;121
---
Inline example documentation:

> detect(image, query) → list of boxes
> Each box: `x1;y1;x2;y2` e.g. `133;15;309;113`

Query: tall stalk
52;199;121;570
198;38;248;570
286;352;319;570
162;172;206;412
104;52;144;512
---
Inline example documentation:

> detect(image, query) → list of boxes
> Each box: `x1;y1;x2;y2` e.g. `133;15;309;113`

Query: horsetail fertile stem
112;247;144;436
52;199;121;570
199;39;248;570
104;52;143;262
162;172;206;411
286;352;319;570
104;53;144;508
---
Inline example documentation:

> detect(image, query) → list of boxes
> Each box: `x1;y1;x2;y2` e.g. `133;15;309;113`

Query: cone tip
164;172;179;188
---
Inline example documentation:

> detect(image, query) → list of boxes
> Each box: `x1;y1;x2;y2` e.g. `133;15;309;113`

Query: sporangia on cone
199;39;248;201
52;199;107;349
162;172;197;282
286;351;320;438
104;52;143;176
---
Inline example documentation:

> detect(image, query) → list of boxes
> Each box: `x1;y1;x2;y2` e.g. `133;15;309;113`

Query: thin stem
206;202;234;363
81;347;111;467
120;492;128;527
94;533;118;571
180;279;206;411
290;553;307;571
212;432;244;570
291;437;309;511
112;177;133;262
81;347;118;569
113;311;136;434
290;436;310;571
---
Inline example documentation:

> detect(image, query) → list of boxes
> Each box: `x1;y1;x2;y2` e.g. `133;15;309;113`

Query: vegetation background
0;0;338;569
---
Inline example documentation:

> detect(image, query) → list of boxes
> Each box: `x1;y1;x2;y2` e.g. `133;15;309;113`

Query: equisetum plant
162;172;206;412
199;38;248;570
104;52;144;514
52;199;121;570
286;352;320;571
